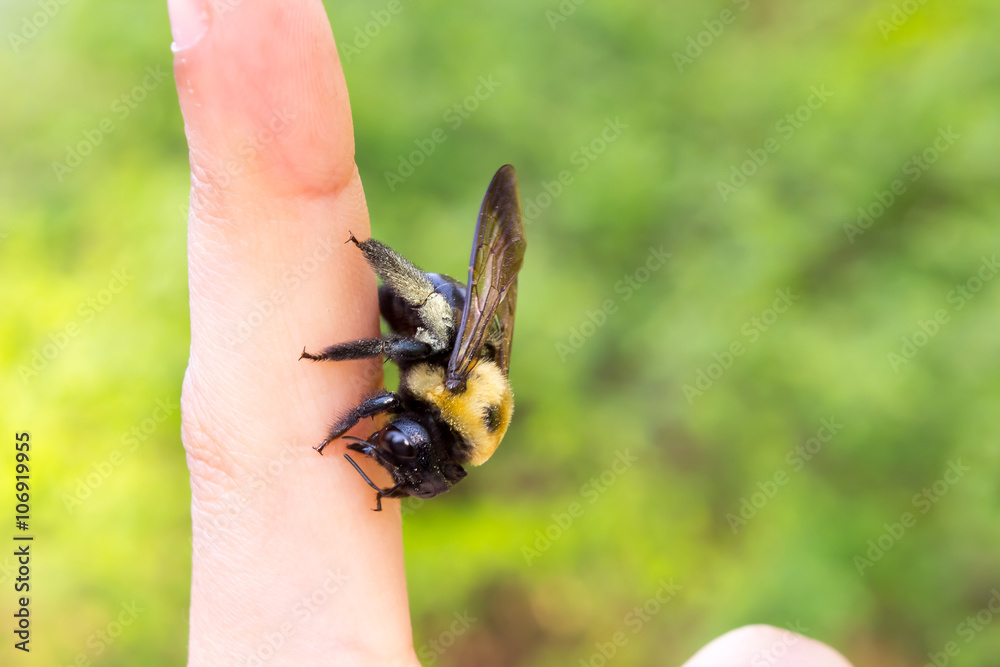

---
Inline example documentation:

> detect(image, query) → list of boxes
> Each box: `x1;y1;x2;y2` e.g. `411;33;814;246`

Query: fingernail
167;0;209;52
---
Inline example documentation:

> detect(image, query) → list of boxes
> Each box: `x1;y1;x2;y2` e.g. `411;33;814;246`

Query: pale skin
167;1;855;664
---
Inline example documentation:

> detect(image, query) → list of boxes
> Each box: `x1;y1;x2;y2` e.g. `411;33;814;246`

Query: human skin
167;1;854;665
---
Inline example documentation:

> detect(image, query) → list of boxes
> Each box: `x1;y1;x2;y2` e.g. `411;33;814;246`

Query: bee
301;165;526;511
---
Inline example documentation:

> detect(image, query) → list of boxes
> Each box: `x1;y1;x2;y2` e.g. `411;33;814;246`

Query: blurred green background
3;0;1000;665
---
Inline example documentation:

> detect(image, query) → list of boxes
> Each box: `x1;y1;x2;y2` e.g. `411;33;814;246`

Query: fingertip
682;625;853;667
169;0;356;199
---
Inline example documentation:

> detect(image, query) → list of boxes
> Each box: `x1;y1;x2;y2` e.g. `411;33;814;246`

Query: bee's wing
445;165;526;389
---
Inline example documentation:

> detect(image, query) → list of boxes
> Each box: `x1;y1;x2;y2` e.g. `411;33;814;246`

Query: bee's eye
383;427;416;460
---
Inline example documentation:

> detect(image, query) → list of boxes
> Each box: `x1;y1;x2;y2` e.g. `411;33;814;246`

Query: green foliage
3;0;1000;664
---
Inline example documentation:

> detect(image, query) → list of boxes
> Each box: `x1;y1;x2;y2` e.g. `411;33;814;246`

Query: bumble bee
301;165;526;511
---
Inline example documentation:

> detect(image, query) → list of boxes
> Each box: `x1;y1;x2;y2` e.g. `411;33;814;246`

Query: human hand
167;1;854;665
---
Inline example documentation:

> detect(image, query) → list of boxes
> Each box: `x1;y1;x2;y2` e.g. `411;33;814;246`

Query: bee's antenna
343;454;382;493
343;454;401;512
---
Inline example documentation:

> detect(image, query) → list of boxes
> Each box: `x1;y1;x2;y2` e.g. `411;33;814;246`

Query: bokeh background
3;0;1000;665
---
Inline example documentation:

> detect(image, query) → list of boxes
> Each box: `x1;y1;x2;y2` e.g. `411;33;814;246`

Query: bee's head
348;417;466;499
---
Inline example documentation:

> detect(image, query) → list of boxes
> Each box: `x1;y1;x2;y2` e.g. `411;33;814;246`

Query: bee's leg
348;235;433;307
301;338;383;361
300;336;432;363
374;484;412;512
347;235;451;350
343;454;403;512
315;390;401;454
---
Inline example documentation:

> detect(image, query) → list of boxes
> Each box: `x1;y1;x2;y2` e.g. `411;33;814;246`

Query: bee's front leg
315;390;402;454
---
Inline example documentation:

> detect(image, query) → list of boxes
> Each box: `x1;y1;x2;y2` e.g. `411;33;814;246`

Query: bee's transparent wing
445;165;526;389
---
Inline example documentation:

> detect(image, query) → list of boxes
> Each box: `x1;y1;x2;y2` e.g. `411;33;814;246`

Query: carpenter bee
301;165;526;511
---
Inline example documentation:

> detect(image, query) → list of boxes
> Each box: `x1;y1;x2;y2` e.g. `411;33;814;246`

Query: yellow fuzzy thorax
402;361;513;466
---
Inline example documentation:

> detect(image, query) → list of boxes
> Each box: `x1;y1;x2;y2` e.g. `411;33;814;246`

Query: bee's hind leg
347;236;433;311
315;390;401;454
347;235;452;350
